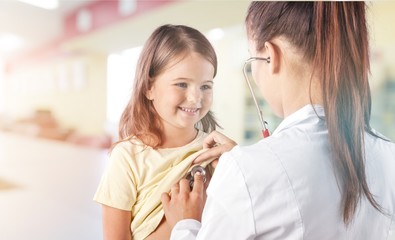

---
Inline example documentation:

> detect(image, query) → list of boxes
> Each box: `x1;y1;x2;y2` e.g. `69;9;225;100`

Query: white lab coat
171;105;395;240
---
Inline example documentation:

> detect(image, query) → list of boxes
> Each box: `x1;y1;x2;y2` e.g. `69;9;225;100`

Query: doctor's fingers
201;131;237;149
170;183;180;196
191;172;205;196
194;143;236;165
178;179;191;194
161;192;171;206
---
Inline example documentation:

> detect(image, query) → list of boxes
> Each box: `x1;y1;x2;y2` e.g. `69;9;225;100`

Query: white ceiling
0;0;95;57
0;0;250;64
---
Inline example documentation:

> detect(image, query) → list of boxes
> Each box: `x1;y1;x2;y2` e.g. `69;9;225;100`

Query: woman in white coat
162;2;395;239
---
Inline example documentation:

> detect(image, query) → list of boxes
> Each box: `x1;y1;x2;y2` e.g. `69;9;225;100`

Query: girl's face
146;52;214;133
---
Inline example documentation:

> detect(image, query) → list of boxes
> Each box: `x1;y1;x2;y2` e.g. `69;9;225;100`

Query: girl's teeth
181;107;197;112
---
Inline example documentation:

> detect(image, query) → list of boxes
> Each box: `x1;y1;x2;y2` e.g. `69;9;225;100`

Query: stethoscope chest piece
186;165;207;189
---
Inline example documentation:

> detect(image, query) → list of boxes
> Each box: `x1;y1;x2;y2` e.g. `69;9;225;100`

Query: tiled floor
0;132;108;240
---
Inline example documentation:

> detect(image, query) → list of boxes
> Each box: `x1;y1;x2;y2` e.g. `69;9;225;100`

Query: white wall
4;51;108;135
0;59;4;114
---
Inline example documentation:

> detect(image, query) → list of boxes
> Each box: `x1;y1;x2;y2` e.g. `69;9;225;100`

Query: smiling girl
94;24;219;240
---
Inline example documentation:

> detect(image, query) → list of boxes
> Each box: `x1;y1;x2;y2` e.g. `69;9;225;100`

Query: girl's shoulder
110;137;150;156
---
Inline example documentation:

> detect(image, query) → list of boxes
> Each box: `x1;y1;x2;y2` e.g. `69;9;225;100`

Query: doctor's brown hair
246;2;385;225
118;24;219;148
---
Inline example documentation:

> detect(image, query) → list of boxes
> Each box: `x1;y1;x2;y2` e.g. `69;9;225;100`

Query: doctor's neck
274;38;323;118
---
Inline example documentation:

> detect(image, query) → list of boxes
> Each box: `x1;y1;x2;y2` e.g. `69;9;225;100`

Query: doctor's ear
264;41;280;74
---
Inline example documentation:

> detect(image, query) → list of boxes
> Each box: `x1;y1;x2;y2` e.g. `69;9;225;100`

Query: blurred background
0;1;394;239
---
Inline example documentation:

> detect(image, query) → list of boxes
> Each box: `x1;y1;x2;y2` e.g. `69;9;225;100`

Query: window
106;46;142;139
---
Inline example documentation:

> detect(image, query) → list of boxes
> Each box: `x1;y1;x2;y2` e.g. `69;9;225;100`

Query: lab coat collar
272;104;325;135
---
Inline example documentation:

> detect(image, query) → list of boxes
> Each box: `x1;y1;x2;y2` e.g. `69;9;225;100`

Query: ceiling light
17;0;59;10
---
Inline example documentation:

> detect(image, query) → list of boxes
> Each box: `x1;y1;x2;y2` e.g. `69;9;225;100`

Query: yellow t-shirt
93;130;211;240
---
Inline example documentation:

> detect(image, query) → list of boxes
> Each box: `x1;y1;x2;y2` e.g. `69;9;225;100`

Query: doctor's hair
246;2;385;225
118;24;219;148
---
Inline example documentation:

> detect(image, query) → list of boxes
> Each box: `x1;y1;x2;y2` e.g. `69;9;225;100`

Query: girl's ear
265;41;280;74
145;88;153;101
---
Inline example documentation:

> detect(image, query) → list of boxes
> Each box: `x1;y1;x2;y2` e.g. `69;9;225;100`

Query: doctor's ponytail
312;2;384;225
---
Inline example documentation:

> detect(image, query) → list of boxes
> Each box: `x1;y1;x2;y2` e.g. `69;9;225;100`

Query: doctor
162;2;395;239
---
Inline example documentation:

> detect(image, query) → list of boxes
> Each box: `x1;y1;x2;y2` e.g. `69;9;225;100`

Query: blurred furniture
7;109;74;141
1;109;112;149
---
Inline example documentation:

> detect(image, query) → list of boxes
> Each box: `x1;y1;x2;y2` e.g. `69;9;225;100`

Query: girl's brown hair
246;2;385;225
118;24;219;148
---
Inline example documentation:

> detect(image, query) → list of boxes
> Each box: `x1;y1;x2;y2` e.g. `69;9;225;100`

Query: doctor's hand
161;172;206;230
194;131;237;168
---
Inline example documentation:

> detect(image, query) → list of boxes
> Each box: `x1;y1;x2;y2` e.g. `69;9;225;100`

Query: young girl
94;24;219;240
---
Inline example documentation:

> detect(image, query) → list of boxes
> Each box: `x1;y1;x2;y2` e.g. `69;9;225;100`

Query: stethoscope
243;57;271;138
186;165;207;189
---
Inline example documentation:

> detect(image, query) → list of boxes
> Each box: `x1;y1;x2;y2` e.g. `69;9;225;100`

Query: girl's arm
102;204;132;240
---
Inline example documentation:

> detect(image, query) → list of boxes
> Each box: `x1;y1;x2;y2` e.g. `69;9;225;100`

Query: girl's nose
187;87;202;103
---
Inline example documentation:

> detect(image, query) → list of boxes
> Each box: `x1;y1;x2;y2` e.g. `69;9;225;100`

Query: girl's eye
175;82;187;88
201;84;212;90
